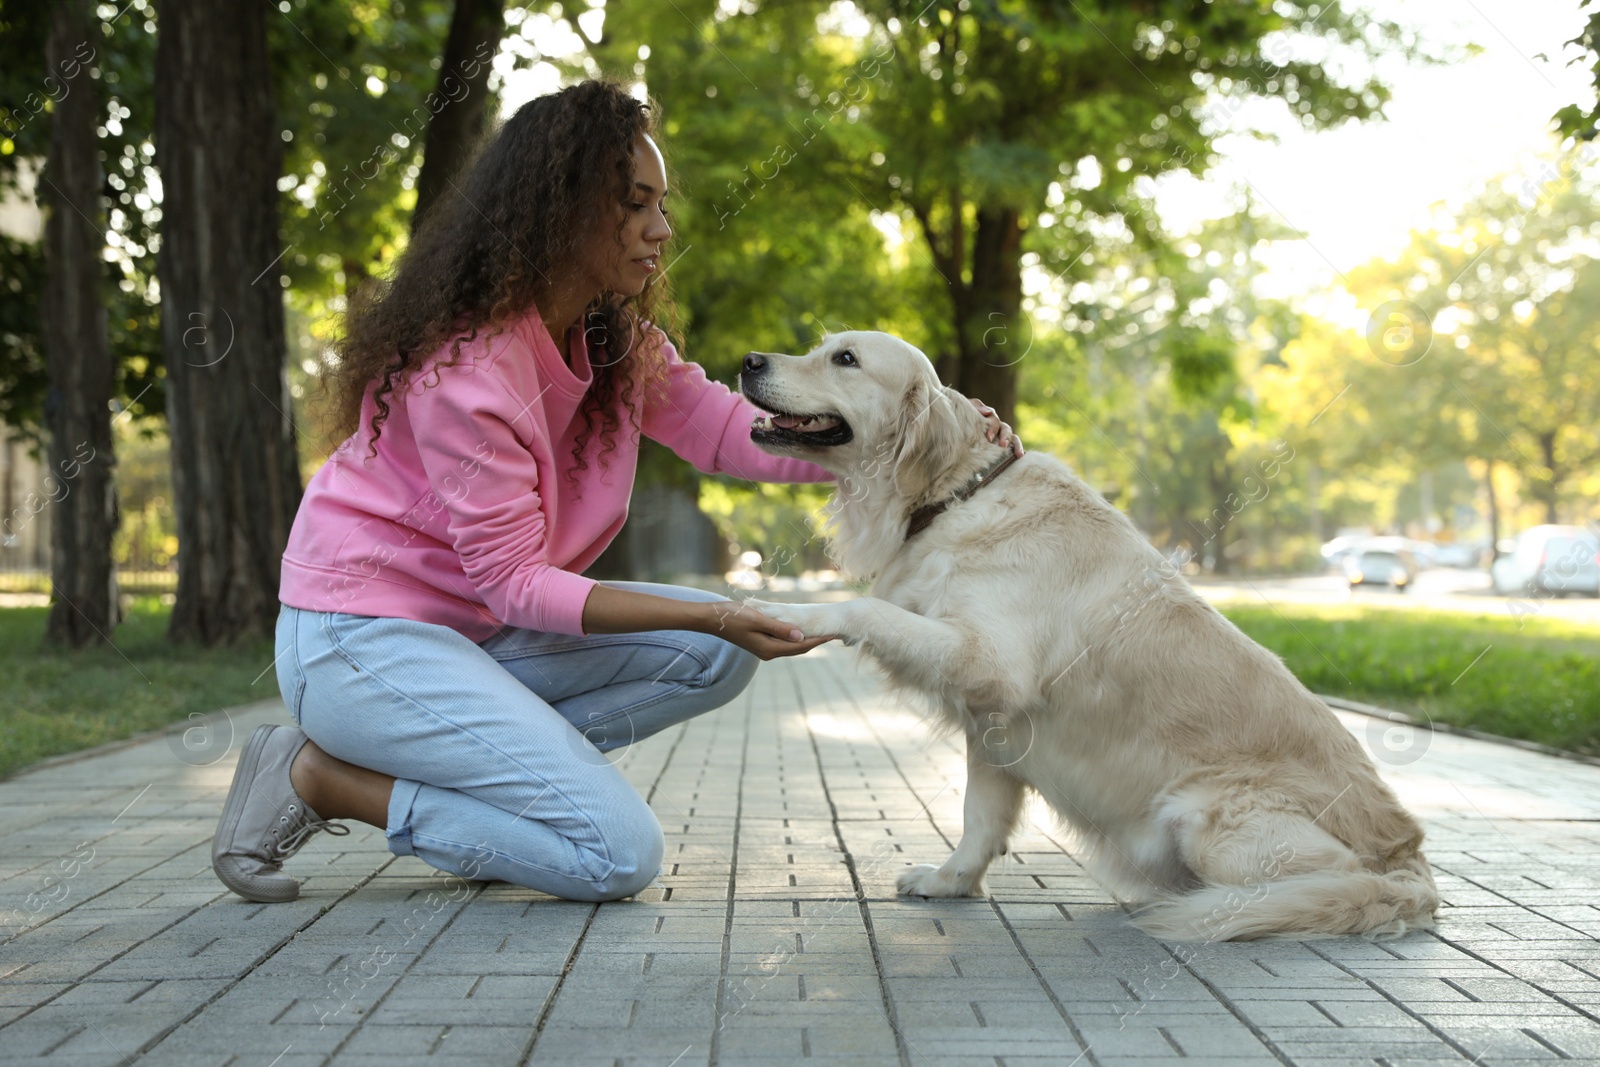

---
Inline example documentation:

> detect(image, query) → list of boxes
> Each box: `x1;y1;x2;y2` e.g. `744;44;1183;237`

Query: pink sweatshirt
278;309;829;642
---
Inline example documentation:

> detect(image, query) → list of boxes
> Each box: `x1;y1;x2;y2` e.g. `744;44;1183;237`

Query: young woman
212;80;1014;905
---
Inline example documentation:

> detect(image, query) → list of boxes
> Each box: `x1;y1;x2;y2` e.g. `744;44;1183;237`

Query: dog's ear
891;382;976;499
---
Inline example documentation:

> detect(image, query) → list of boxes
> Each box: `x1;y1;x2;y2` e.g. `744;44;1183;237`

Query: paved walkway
4;644;1600;1066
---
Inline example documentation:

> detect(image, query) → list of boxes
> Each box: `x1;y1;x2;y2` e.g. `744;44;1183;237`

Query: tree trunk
411;0;505;233
1535;430;1560;525
949;207;1023;426
155;0;301;645
1308;462;1323;549
1131;356;1153;533
41;0;119;648
1484;458;1501;562
1204;455;1235;575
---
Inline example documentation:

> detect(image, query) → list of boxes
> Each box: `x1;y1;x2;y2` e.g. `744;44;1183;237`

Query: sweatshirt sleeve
402;356;597;636
640;336;834;483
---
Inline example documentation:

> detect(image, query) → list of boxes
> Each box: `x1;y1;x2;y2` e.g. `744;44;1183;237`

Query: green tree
2;0;503;442
611;0;1410;427
2;0;164;439
1014;202;1303;572
1553;0;1599;141
1351;157;1600;527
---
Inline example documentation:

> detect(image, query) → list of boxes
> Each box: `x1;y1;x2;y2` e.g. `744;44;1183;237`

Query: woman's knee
705;639;759;700
584;812;665;901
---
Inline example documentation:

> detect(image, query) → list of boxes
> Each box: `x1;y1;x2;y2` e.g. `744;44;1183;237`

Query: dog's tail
1131;856;1439;941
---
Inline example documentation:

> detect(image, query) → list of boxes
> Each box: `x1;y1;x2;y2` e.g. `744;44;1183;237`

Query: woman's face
582;133;672;299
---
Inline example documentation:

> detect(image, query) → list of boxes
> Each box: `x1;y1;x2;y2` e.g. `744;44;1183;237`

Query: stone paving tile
3;645;1600;1064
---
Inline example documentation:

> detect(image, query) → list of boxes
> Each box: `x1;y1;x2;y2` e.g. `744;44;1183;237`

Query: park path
3;643;1600;1066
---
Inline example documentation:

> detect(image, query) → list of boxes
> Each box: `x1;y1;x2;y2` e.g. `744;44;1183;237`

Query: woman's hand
700;600;836;660
583;585;833;659
968;397;1024;457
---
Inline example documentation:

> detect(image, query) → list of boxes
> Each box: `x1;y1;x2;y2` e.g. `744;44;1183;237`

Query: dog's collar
904;448;1021;542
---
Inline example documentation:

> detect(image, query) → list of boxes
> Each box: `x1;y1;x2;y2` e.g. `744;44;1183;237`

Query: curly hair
326;80;675;481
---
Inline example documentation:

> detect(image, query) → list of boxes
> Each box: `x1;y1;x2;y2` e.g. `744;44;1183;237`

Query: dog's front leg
898;741;1026;898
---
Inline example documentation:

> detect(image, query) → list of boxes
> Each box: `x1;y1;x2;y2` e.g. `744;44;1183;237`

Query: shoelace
271;808;351;859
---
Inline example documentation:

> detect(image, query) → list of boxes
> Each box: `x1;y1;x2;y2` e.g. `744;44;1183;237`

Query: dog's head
739;330;981;502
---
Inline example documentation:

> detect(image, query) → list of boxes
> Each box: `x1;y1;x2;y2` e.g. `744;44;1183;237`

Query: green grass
1218;602;1600;755
0;596;277;780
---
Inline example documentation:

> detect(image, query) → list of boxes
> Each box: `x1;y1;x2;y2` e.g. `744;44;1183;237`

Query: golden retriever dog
738;331;1438;940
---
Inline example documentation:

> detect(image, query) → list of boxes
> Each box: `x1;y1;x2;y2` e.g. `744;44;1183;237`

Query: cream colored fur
742;331;1439;941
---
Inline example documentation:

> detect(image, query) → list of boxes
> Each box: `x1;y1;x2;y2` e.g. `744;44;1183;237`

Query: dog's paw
743;599;852;641
740;597;796;624
896;863;985;898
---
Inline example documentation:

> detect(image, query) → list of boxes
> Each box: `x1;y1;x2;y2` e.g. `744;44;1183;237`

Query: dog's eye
832;349;858;367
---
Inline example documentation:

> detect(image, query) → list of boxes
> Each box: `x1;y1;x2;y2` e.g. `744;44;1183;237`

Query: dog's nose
742;352;768;375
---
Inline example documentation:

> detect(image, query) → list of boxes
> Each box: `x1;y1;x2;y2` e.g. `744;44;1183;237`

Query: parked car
1431;542;1483;569
1320;536;1363;570
1490;525;1600;597
1405;540;1438;570
1344;545;1418;592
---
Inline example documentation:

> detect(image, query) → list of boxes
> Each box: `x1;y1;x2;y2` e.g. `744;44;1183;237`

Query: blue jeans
274;582;756;901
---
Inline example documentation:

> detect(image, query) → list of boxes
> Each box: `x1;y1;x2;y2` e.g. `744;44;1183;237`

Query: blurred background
1;0;1598;772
